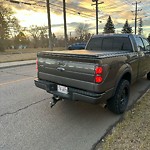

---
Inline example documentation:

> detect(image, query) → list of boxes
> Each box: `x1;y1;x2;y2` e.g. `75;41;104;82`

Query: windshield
86;37;133;51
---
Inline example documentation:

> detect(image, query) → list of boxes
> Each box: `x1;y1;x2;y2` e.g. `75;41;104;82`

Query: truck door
142;38;150;72
135;37;147;78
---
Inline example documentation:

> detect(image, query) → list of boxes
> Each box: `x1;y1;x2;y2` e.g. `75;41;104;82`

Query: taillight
95;66;103;74
95;76;103;83
36;58;38;72
95;66;103;83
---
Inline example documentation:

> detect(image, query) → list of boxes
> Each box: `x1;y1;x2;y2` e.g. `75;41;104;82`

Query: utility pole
63;0;68;49
46;0;53;50
132;1;142;34
91;0;104;34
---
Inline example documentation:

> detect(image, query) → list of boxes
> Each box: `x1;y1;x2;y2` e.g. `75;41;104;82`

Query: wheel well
121;72;131;83
112;72;131;97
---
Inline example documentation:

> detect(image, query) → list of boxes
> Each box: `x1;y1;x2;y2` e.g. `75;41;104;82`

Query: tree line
0;4;91;51
0;5;150;51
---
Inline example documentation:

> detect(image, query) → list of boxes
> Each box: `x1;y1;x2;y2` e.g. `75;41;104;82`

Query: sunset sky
3;0;150;37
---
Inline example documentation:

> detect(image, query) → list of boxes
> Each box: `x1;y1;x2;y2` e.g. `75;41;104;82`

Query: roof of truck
92;33;143;38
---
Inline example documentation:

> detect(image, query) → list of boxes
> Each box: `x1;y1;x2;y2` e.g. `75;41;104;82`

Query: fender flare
113;64;132;96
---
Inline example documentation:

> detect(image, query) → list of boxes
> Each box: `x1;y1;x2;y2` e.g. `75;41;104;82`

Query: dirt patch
95;89;150;150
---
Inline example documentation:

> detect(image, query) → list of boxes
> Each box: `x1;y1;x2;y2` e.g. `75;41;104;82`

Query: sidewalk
0;60;35;69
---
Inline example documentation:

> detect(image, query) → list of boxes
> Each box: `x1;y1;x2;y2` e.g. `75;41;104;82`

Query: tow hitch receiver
50;96;62;108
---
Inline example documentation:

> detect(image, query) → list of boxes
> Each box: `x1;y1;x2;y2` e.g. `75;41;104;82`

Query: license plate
57;85;68;94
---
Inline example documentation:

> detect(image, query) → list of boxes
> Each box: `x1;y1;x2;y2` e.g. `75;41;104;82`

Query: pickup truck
34;34;150;114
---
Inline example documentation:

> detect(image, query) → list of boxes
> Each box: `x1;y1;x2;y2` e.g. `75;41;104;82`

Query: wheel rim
120;87;128;110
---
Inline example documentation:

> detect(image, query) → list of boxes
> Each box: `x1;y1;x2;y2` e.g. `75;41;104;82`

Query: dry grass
2;47;65;54
0;53;37;63
0;47;65;63
96;89;150;150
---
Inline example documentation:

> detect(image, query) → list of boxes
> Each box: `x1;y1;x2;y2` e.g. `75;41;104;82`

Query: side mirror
146;45;150;51
137;46;143;51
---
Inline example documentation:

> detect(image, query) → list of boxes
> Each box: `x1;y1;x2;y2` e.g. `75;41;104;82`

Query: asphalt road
0;65;149;150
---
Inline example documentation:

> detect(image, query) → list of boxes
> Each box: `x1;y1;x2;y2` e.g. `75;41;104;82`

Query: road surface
0;65;149;150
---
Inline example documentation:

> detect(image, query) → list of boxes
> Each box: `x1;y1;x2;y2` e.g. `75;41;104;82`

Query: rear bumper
34;78;114;104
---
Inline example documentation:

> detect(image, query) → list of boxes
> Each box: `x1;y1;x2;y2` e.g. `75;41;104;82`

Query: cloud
3;0;150;35
6;0;150;20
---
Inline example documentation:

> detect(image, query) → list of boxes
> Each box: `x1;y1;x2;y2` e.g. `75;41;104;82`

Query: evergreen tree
122;20;132;33
103;16;115;33
148;34;150;42
138;18;143;35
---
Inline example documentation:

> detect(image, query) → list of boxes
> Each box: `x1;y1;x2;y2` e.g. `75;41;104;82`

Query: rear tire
107;79;130;114
147;72;150;80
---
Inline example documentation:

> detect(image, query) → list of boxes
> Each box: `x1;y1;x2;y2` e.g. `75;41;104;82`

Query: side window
135;37;145;51
113;37;132;51
142;38;150;51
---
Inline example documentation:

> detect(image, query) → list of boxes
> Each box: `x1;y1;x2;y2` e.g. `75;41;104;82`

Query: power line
5;0;149;20
5;0;150;35
23;0;97;19
5;0;99;21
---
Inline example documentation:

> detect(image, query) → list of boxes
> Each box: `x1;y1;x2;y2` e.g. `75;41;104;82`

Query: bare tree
39;26;48;48
0;4;20;50
28;25;49;48
75;23;90;41
28;25;41;48
13;31;29;49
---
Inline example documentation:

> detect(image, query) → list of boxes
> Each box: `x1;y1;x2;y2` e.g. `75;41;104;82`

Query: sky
3;0;150;37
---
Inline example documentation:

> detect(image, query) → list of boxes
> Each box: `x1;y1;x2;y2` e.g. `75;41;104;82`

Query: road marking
0;77;33;87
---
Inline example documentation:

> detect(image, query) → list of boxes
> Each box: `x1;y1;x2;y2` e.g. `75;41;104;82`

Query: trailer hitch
50;96;62;108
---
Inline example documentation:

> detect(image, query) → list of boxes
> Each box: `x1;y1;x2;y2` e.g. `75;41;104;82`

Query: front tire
147;72;150;80
107;79;130;114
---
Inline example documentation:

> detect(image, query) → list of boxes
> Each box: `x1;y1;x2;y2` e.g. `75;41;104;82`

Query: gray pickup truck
34;34;150;114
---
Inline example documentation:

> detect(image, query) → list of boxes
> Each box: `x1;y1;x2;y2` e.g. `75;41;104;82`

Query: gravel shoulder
95;89;150;150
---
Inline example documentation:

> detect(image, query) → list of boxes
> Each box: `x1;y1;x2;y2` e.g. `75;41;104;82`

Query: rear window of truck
86;37;133;51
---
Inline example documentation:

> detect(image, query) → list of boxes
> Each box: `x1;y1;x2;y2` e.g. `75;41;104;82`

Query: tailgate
37;50;101;92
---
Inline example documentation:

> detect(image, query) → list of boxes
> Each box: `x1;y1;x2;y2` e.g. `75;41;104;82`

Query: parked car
68;43;86;50
35;34;150;114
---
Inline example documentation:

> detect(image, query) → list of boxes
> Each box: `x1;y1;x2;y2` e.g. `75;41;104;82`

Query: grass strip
96;89;150;150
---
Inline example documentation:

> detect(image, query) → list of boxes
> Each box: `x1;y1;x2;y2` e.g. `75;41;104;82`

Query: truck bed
37;50;130;92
